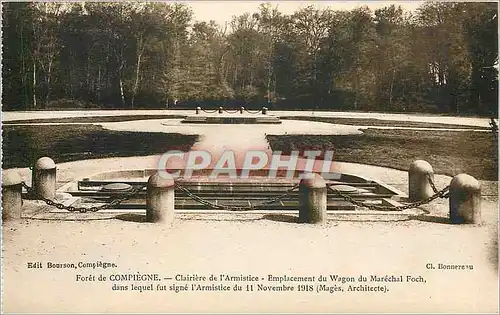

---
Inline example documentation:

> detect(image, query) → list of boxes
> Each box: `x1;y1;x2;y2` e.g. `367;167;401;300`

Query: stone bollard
262;107;268;115
2;170;23;221
196;106;201;114
299;173;327;224
449;174;481;224
240;107;244;114
408;160;435;201
146;172;175;223
218;106;223;114
35;157;56;200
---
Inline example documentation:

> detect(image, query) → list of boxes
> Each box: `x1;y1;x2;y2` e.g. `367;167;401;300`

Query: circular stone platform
182;114;281;124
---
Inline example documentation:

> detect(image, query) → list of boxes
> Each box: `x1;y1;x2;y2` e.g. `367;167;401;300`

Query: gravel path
2;201;498;313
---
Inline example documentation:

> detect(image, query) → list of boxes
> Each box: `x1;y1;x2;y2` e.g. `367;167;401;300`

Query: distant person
490;117;498;134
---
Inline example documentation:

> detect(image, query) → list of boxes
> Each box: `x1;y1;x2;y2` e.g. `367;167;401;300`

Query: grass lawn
3;121;497;181
2;114;185;124
266;129;498;180
5;115;490;130
2;124;198;169
280;116;491;130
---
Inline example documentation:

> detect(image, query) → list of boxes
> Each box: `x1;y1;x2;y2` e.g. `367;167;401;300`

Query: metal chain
223;109;240;114
427;174;440;194
175;182;299;211
21;175;449;213
198;107;263;114
21;182;146;213
244;109;262;114
327;184;450;212
200;109;218;114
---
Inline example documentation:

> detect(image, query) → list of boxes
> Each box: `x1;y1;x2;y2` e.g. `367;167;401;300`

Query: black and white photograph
1;1;499;313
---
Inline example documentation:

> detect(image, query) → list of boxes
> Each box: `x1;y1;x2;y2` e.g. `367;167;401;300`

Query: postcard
2;1;498;313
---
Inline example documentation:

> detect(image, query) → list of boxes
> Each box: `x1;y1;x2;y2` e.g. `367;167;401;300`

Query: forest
1;1;498;114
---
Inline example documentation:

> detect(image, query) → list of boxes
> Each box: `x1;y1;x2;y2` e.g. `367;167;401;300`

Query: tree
326;7;377;110
462;2;498;115
254;3;284;103
1;2;497;114
416;2;472;113
32;3;66;107
2;2;35;109
374;5;412;110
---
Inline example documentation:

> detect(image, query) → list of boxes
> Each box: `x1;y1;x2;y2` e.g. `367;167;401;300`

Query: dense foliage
2;2;498;114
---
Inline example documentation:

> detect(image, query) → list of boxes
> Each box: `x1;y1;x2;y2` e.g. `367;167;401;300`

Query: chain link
22;182;146;213
223;109;240;114
427;174;439;194
22;174;449;213
198;108;263;114
327;180;450;212
175;182;299;211
200;108;218;114
244;108;262;114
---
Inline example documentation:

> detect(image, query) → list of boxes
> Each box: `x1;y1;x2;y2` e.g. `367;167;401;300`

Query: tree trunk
20;24;28;107
32;60;37;109
45;59;53;105
97;65;101;101
233;66;238;86
86;55;91;96
266;57;272;103
224;64;229;83
131;39;145;109
118;61;125;107
273;73;277;100
119;76;125;107
401;75;407;110
389;67;395;106
354;68;360;110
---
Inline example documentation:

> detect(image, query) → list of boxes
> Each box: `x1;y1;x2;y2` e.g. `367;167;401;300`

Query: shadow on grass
179;215;264;222
280;116;491;130
115;213;148;222
2;124;198;169
114;211;470;226
263;211;456;225
3;114;186;124
266;129;498;180
410;215;452;224
262;213;300;223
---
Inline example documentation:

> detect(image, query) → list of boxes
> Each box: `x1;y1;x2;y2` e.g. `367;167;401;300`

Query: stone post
35;157;56;200
299;173;327;224
196;107;201;114
218;106;223;114
262;107;268;115
146;172;175;223
240;107;244;114
409;160;434;201
449;174;481;224
2;170;23;220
